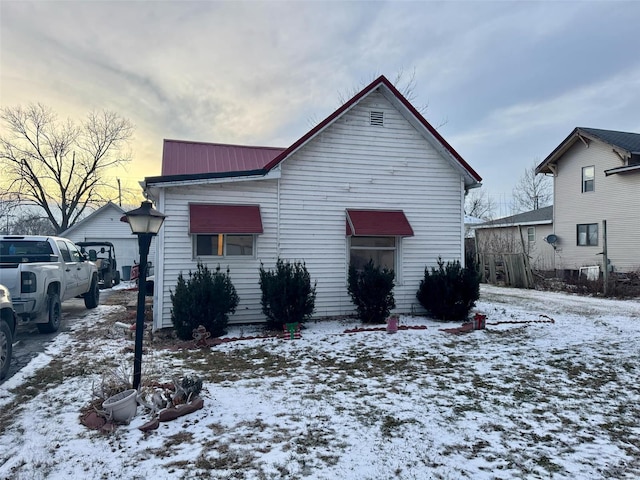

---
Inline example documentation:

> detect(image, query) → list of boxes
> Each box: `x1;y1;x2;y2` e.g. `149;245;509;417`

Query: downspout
154;188;166;332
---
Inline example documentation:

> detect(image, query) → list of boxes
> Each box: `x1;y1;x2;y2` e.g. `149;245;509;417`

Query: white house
536;127;640;275
473;206;555;271
60;201;156;280
144;75;482;329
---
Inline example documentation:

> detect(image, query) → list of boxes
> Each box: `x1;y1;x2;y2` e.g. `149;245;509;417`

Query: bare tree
0;104;133;234
0;194;19;234
7;211;56;236
465;189;496;221
511;159;552;213
338;67;427;111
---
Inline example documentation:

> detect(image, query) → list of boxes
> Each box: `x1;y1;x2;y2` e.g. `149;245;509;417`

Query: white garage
60;202;156;280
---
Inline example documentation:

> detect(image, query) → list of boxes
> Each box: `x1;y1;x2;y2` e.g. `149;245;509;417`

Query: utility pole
117;178;122;206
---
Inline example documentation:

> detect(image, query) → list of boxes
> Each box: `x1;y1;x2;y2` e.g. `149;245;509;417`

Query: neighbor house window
194;234;254;257
527;227;535;243
577;223;598;246
349;236;396;271
582;166;595;192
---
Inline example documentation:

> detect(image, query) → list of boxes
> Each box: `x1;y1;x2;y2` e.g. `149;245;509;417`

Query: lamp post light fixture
121;200;166;390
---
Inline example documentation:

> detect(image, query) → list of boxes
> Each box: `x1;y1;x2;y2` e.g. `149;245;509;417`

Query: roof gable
537;127;640;174
147;75;481;187
59;202;127;237
263;75;481;186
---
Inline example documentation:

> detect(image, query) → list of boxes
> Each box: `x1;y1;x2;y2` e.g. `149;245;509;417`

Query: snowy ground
1;284;639;479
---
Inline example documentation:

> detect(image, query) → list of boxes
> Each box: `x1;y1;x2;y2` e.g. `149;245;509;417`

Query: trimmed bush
170;262;239;339
259;259;317;329
348;259;395;324
416;256;480;321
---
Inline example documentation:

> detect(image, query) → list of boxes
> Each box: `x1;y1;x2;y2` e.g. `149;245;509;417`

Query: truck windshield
0;240;54;257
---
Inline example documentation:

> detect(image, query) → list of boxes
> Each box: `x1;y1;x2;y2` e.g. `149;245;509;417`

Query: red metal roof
346;209;414;236
162;140;285;176
189;204;263;234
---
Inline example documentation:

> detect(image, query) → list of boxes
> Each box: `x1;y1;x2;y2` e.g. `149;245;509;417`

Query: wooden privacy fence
478;253;534;288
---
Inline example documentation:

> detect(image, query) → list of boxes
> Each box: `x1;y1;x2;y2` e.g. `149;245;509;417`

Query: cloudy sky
2;0;639;215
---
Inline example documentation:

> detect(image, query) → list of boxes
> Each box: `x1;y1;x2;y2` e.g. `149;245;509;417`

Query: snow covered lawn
1;284;639;479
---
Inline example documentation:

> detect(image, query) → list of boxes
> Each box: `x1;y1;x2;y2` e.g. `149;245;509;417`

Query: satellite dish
545;234;558;245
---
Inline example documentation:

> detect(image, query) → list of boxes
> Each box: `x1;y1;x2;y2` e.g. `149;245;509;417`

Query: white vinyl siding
154;91;469;328
156;181;278;326
274;91;463;319
553;140;640;272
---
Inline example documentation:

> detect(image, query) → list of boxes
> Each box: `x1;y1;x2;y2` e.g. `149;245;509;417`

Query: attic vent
370;110;384;127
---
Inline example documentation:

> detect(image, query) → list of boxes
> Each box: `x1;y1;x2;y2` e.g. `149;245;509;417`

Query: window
56;240;72;262
577;223;598;246
582;166;595;192
194;234;254;257
349;236;396;271
65;242;83;262
527;227;535;243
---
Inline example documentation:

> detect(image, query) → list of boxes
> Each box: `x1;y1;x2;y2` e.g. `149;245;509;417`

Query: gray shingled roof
579;128;640;154
476;205;553;228
537;127;640;175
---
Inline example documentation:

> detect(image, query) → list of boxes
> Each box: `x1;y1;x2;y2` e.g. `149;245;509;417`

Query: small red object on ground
473;313;487;330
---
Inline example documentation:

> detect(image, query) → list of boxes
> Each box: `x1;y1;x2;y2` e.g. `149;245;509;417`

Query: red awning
346;209;414;236
189;204;263;234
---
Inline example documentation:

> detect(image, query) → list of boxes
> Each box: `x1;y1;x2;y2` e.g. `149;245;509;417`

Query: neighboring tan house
60;201;156;280
143;75;482;329
473;206;554;271
536;127;640;275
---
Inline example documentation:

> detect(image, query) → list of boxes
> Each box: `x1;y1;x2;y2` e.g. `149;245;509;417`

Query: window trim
193;233;257;258
582;166;595;193
576;223;598;246
348;235;401;283
527;227;535;243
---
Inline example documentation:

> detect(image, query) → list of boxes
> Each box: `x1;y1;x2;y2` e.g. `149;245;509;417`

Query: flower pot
102;389;138;423
386;315;399;334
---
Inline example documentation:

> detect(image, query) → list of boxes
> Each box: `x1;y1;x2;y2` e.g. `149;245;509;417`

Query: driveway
2;289;115;383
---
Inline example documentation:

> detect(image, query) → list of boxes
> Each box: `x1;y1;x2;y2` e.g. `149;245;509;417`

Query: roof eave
537;127;635;174
144;168;279;189
475;219;553;229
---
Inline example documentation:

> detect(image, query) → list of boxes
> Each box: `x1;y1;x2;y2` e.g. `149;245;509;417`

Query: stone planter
103;389;138;423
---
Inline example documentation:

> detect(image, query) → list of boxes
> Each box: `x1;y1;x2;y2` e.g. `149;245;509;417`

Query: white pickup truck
0;236;100;333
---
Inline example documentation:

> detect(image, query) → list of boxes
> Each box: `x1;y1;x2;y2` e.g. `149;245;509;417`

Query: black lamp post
121;201;166;390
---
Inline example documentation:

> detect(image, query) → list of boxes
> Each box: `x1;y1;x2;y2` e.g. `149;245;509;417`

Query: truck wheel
114;271;121;286
103;272;113;289
37;294;61;333
0;318;13;380
84;279;100;309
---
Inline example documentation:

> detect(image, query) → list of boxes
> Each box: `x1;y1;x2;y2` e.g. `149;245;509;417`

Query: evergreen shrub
416;255;480;321
259;259;317;329
348;259;395;324
170;262;239;339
